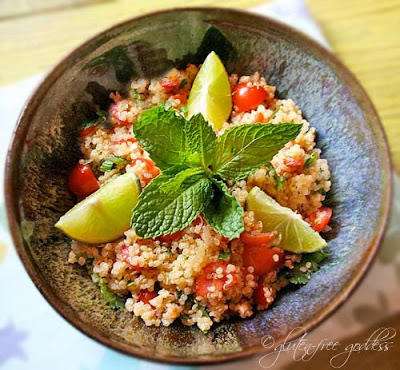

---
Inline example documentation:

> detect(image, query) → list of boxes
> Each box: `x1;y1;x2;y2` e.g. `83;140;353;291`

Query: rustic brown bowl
5;8;392;365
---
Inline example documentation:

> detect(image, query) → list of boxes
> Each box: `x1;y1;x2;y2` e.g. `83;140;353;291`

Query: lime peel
55;172;141;244
246;186;327;253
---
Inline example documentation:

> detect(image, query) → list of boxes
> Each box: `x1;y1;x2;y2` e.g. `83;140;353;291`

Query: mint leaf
185;114;217;168
160;167;205;193
279;251;329;284
203;178;244;239
132;172;213;238
133;106;187;170
93;273;125;309
213;123;302;181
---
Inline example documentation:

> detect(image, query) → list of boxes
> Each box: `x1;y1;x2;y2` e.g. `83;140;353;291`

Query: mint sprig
131;106;302;239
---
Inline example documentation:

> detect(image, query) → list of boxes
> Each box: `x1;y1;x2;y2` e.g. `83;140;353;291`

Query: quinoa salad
56;52;332;333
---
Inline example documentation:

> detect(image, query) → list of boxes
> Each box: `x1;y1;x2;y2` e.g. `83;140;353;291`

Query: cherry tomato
171;90;188;104
68;164;99;200
110;103;130;125
233;83;268;112
254;112;265;123
120;246;145;271
285;159;304;172
240;231;277;246
79;125;98;138
195;262;240;297
309;207;332;233
132;158;160;178
243;245;284;276
160;77;179;92
158;231;183;243
138;290;157;307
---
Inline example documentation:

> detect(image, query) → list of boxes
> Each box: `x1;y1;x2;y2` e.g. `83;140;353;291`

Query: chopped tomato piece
233;83;268;112
160;77;179;92
254;281;268;306
254;112;264;123
171;90;188;104
158;231;183;243
192;215;204;227
131;158;160;178
110;103;130;125
68;164;99;200
120;246;144;271
243;245;284;276
309;207;332;233
195;261;240;297
285;158;304;172
112;138;137;145
240;231;277;246
138;290;157;307
79;125;98;138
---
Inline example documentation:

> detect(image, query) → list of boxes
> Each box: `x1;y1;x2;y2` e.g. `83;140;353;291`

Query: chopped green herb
131;88;144;100
316;179;321;185
304;152;318;168
100;156;127;172
267;163;284;190
218;251;231;260
315;188;327;195
164;101;173;110
201;307;210;317
200;329;209;335
179;79;188;89
180;106;188;113
272;105;281;118
85;258;94;266
92;273;125;309
177;291;183;299
127;281;136;287
279;251;329;284
81;110;108;131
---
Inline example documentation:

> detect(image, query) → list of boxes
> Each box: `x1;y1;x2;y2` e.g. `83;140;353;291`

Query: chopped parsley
81;110;108;131
179;79;188;89
100;156;127;172
304;152;318;168
218;251;231;260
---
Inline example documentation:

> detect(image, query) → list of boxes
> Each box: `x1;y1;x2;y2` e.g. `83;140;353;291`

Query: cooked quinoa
67;64;331;332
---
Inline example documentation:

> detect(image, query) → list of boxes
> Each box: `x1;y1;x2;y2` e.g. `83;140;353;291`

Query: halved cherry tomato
171;90;188;104
308;207;332;233
120;246;145;271
160;77;179;92
131;158;160;178
110;103;130;125
243;245;284;276
233;83;268;112
254;112;264;123
240;231;277;246
195;262;240;297
158;231;183;243
79;125;98;138
138;290;157;307
68;164;99;200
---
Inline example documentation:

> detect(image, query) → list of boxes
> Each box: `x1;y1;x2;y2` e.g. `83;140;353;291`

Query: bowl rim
4;6;393;365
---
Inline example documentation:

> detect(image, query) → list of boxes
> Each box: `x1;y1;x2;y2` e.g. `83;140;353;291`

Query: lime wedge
246;187;327;253
186;51;232;130
55;172;141;244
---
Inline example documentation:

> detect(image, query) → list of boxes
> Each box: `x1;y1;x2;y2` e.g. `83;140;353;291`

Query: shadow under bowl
5;7;392;365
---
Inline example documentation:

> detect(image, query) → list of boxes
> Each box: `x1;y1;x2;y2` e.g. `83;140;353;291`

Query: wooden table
1;0;399;172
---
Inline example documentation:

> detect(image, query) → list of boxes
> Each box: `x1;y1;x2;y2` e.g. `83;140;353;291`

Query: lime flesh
186;51;232;130
55;172;141;244
246;187;327;253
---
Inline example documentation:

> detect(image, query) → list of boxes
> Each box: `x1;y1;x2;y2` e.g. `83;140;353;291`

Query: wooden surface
1;0;399;172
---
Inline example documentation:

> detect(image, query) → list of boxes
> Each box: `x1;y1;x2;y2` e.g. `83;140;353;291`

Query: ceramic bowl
5;8;392;365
